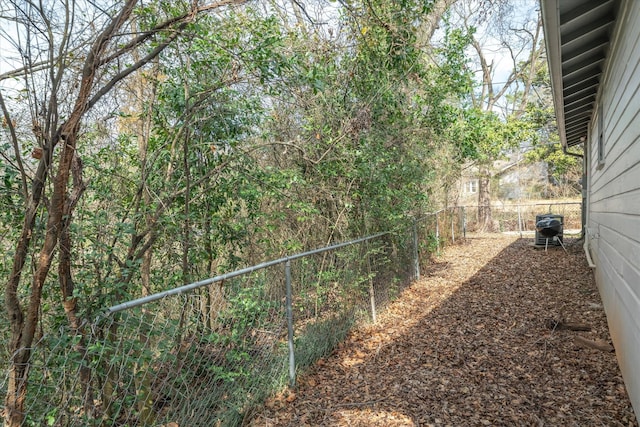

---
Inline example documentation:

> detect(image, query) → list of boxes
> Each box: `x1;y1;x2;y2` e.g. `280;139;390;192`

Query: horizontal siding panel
601;0;640;125
585;0;640;416
589;211;640;244
590;160;640;206
596;235;640;415
597;236;640;332
603;64;640;158
600;43;640;161
591;1;640;193
600;1;640;138
595;250;640;414
590;182;640;214
591;97;640;194
600;225;640;270
601;0;640;97
597;236;640;352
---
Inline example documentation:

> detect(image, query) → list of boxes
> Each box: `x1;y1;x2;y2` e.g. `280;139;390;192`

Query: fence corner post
435;212;440;253
450;209;455;243
517;204;523;238
366;240;377;324
412;219;420;281
285;258;295;387
462;207;467;240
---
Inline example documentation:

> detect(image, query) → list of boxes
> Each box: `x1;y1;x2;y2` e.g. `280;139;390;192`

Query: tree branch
0;93;28;200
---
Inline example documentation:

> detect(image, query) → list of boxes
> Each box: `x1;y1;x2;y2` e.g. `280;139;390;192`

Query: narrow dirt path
248;234;638;426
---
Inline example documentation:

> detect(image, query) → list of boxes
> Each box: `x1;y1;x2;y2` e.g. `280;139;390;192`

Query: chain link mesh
2;207;467;426
464;202;582;235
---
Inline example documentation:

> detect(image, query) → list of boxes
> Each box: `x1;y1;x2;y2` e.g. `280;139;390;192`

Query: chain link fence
464;202;582;236
2;208;465;426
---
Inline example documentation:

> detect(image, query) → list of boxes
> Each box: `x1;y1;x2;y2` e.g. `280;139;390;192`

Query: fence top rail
105;206;465;315
414;207;462;222
462;202;581;208
105;231;389;315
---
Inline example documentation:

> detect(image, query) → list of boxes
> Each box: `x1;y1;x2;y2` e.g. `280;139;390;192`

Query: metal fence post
285;258;295;387
462;207;467;239
451;209;455;243
517;204;523;238
435;212;440;253
367;245;377;324
412;219;420;281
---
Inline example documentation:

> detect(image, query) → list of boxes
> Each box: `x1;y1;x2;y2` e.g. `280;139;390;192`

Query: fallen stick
560;322;592;331
546;319;591;331
575;336;614;352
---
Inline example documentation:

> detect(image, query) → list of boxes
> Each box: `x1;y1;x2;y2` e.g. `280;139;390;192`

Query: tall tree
521;60;582;198
0;0;244;423
447;0;544;229
0;0;511;422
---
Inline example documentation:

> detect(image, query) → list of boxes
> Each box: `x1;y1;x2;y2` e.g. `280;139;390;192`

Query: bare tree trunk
131;48;159;426
5;119;80;426
3;0;244;422
58;154;93;415
4;2;140;423
417;0;458;47
3;148;52;427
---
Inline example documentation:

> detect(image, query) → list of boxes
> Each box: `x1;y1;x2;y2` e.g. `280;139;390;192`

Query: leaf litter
247;234;638;426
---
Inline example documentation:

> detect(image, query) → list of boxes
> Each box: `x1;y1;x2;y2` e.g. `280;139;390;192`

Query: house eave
540;0;619;148
540;0;568;148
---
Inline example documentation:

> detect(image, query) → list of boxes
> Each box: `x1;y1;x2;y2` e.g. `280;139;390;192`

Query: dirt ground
247;234;638;427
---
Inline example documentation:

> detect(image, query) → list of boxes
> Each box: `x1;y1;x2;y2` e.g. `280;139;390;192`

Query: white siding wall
587;0;640;414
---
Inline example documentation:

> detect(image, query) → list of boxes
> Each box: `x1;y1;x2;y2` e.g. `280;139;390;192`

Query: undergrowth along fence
1;208;465;427
464;202;582;236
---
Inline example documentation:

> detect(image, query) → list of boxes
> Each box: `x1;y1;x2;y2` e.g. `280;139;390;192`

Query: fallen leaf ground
247;234;638;426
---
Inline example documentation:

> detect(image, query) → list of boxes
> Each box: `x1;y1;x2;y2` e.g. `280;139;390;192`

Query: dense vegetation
0;0;580;424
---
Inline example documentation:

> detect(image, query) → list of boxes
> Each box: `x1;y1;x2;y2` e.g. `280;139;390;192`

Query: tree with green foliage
0;0;503;423
446;1;550;229
0;0;248;423
519;62;583;198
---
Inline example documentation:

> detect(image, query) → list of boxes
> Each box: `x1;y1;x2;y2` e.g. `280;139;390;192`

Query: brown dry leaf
247;234;638;427
285;392;296;403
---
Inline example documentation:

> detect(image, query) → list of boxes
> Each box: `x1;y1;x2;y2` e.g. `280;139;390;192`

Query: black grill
535;214;563;246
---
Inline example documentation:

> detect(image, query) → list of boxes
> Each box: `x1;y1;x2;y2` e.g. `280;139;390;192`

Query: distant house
457;165;479;205
494;157;548;200
542;0;640;415
456;157;549;204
